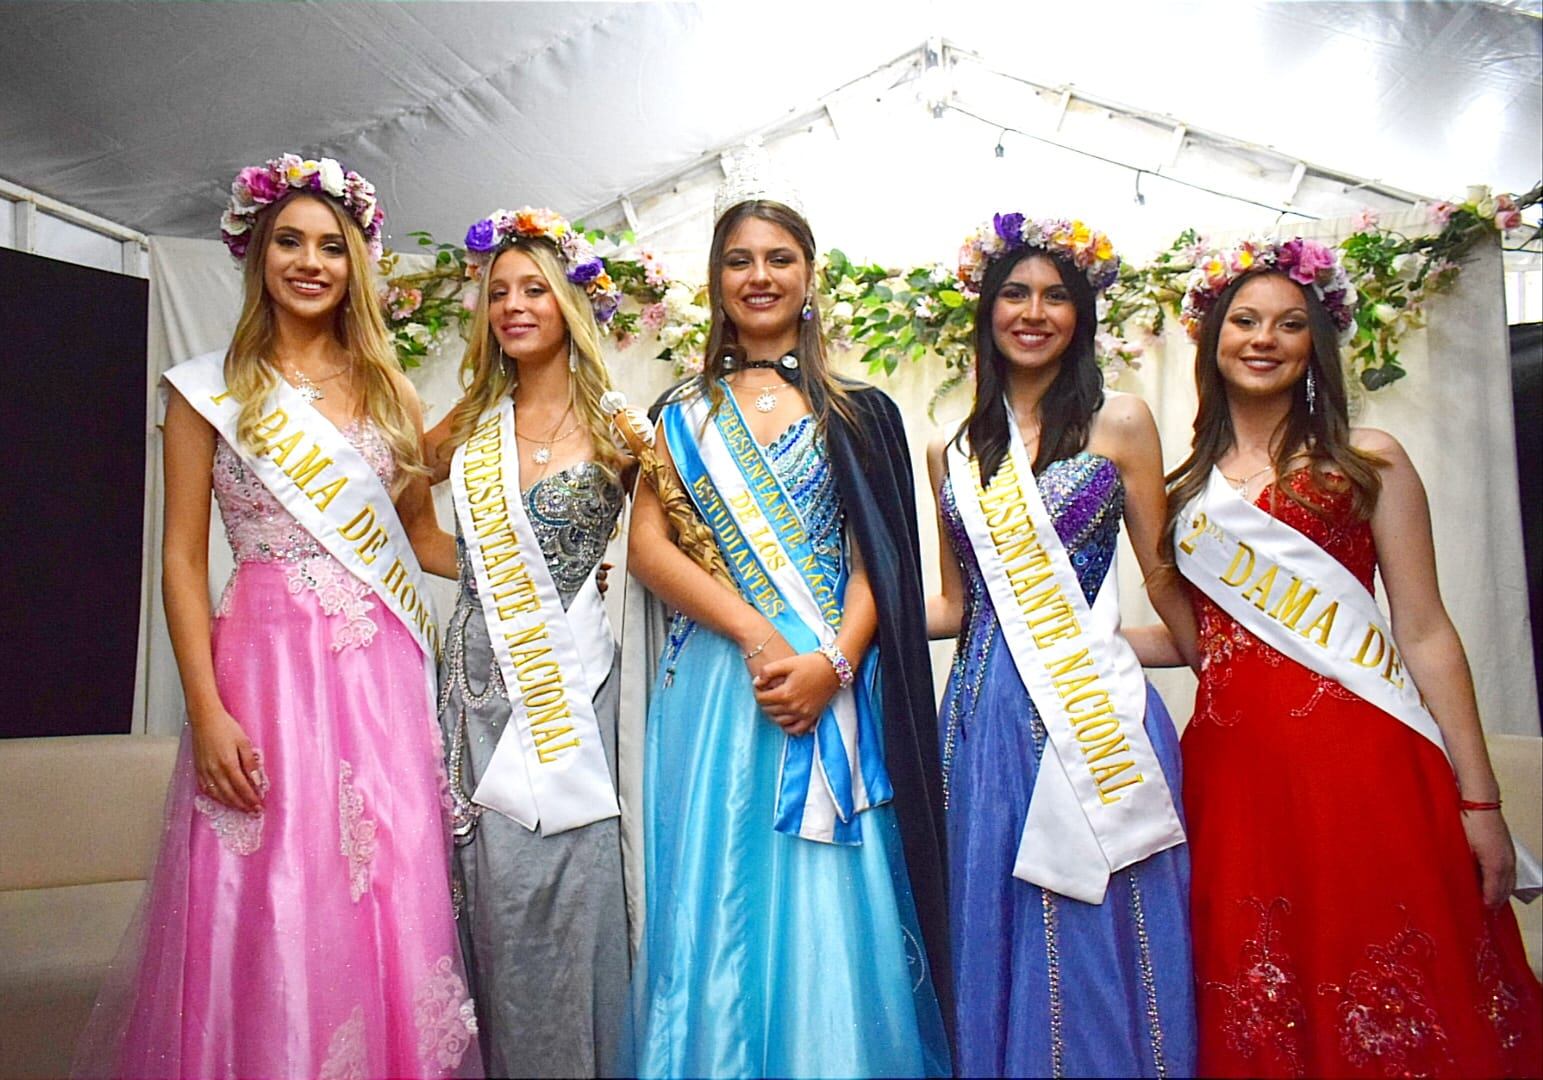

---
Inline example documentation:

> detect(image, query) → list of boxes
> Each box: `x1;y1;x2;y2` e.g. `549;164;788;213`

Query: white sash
675;393;876;843
948;418;1184;904
450;399;619;835
165;351;440;662
1176;468;1541;900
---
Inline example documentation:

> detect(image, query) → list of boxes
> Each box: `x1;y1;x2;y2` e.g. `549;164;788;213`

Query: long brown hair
225;192;425;488
441;239;627;481
1162;269;1384;560
698;200;857;434
952;247;1104;484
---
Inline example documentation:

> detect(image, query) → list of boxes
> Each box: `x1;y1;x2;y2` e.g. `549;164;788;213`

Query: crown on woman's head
462;206;621;327
712;136;805;222
221;154;383;261
956;213;1122;296
1180;237;1356;342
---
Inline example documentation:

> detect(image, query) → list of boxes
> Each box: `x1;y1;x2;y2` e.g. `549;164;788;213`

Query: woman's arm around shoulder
1091;392;1200;670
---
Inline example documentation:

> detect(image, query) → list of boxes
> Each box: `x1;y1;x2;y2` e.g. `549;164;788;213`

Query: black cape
650;378;955;1039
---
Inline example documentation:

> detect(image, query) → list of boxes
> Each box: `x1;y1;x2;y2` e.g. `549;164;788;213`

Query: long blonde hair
444;239;627;480
225;192;426;488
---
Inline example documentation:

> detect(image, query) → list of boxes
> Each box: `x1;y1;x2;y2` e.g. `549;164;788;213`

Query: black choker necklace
734;353;800;372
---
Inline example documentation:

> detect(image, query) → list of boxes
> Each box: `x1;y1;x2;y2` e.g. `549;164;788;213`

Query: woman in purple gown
926;214;1197;1077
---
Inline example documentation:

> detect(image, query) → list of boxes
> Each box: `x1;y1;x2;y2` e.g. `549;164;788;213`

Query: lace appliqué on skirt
414;954;478;1070
338;761;377;902
1316;914;1453;1075
319;1005;367;1080
1207;897;1307;1076
286;557;378;652
193;750;271;855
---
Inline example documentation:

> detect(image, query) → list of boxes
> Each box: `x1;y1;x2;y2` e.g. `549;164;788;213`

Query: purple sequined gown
939;452;1195;1077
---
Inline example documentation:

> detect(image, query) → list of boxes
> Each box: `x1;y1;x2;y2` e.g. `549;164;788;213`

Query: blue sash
662;388;891;843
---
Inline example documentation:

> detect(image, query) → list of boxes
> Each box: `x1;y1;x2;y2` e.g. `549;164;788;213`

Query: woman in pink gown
74;156;479;1079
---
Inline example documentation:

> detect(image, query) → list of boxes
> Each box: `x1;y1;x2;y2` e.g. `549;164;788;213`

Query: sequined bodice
457;462;624;607
1194;470;1376;675
213;421;395;563
763;414;843;574
941;451;1124;616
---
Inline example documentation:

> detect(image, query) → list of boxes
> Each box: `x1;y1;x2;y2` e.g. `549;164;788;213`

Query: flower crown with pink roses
220;154;383;261
1180;237;1357;342
462;206;620;327
956;213;1122;296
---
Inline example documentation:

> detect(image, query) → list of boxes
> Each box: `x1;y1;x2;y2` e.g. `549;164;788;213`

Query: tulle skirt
74;558;481;1079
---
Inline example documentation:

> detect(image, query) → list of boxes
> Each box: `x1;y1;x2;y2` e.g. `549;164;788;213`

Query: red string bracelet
1459;798;1502;812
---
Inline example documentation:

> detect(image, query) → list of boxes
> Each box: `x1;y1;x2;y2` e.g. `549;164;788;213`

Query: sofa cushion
0;879;145;1079
0;735;178;890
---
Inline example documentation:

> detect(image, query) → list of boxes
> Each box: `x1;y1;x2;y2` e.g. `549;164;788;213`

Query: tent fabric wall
135;212;1539;739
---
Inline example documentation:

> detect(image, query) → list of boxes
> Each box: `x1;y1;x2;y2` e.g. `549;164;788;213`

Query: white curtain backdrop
134;214;1539;739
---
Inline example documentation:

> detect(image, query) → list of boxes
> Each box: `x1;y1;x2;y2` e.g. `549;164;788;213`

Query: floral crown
1180;237;1357;341
221;154;383;261
463;206;620;326
957;213;1121;295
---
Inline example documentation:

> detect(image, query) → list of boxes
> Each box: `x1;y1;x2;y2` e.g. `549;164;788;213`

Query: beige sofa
0;735;178;1080
0;731;1537;1078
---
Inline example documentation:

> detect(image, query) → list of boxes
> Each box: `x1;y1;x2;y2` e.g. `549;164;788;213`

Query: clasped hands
744;630;840;737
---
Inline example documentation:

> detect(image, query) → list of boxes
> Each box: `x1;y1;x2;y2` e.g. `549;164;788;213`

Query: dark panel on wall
0;247;147;737
1511;322;1542;712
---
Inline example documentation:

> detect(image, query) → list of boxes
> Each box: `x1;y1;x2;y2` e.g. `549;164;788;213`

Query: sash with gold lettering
450;399;619;835
947;415;1184;904
164;351;441;663
1175;467;1542;899
662;388;892;844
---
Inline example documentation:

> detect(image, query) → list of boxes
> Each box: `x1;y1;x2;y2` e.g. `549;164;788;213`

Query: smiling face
486;246;567;364
1216;272;1314;401
990;254;1078;374
718;215;809;354
262;195;350;323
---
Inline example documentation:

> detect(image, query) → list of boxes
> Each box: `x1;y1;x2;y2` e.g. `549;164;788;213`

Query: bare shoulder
1094;389;1155;430
1350;426;1409;465
1089;390;1158;462
384;364;422;408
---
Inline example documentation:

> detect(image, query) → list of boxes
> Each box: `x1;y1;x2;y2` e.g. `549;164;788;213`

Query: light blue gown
634;416;949;1079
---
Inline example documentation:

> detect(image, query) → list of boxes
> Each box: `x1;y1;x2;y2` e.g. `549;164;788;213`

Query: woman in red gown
1157;240;1541;1078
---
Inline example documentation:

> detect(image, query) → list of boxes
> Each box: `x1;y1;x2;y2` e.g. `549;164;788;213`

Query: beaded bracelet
818;642;855;689
1459;798;1502;812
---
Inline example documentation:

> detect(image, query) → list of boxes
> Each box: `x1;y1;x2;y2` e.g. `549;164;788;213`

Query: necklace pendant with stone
754;388;778;413
532;446;552;465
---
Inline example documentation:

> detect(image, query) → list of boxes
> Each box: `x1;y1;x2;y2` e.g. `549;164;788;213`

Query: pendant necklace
287;362;351;404
729;355;799;413
1223;463;1274;494
516;404;578;466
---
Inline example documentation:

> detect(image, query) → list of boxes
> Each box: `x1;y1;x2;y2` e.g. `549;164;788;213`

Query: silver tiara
712;136;804;222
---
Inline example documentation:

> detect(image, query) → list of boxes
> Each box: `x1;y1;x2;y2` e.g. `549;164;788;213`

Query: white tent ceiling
1;1;1539;254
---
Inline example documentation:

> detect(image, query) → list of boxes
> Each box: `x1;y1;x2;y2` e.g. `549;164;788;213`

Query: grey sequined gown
438;462;627;1078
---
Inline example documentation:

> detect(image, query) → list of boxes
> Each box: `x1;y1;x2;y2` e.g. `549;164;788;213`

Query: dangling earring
568;338;578;373
800;295;814;322
1305;368;1318;414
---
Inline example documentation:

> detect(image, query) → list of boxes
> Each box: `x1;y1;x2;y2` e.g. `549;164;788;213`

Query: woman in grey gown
423;207;632;1077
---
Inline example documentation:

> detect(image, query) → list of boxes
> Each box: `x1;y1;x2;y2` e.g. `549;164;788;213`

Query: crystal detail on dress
1041;889;1065;1078
1130;876;1169;1077
319;1005;367;1080
1474;924;1524;1051
193;749;271;855
1317;913;1453;1075
338;761;377;902
286;557;379;651
212;420;395;565
414;955;478;1070
1206;897;1306;1077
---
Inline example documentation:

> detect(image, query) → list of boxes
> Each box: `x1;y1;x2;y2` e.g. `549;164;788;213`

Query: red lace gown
1184;472;1542;1078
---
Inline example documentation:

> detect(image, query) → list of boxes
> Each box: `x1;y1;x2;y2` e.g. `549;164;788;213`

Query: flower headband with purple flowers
220;154;383;261
1180;238;1357;342
463;206;620;327
957;213;1122;295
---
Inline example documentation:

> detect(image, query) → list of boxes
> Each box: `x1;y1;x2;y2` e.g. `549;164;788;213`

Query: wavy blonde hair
443;239;627;480
224;192;425;490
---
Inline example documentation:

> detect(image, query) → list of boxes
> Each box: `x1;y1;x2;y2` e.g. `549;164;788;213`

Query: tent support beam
0;175;147;272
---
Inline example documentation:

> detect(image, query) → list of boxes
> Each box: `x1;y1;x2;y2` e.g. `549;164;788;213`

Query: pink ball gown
74;421;480;1079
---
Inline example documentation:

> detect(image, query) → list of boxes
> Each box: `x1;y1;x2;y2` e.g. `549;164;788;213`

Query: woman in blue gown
926;215;1197;1077
625;188;950;1078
